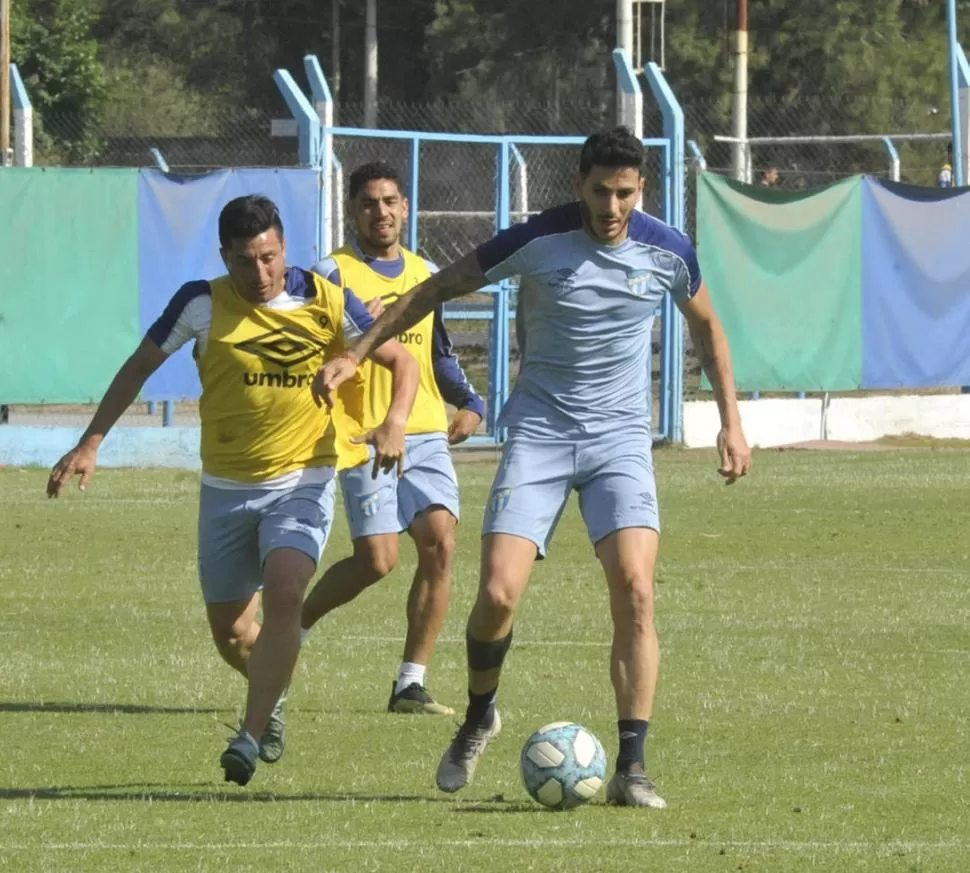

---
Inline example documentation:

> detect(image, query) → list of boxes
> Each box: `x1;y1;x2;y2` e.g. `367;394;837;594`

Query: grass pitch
1;448;968;872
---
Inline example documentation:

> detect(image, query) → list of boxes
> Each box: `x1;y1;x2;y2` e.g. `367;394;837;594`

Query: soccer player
46;195;418;786
301;161;485;715
314;128;752;808
938;142;954;188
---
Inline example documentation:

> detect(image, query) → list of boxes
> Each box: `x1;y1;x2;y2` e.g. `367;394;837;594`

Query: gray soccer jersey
476;203;701;440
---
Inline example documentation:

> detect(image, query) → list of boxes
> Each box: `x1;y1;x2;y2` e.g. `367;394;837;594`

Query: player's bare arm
47;338;169;498
355;251;487;360
352;338;420;478
676;282;752;484
314;252;488;406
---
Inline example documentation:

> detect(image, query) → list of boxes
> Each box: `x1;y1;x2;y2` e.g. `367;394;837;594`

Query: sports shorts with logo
197;477;337;603
340;433;460;538
482;430;659;557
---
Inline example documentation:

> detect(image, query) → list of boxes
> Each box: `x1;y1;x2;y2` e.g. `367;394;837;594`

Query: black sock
465;689;497;727
617;719;649;772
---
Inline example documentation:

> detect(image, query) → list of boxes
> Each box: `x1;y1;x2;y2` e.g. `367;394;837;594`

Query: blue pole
408;138;421;253
303;55;335;255
659;139;674;438
881;137;900;181
948;0;965;186
162;401;175;427
645;64;686;442
687;139;707;171
273;69;323;168
492;141;512;442
149;148;170;173
509;143;528;218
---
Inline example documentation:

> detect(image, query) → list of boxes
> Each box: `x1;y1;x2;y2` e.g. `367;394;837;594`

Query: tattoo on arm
696;333;717;379
690;319;740;429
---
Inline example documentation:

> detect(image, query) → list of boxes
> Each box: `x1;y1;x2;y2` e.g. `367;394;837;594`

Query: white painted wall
684;394;970;447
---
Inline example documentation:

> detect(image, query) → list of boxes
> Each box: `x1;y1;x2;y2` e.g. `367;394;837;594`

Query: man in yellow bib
46;195;418;786
301;162;485;714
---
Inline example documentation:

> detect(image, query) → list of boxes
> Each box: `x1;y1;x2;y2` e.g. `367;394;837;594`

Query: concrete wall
4;394;970;469
684;394;970;447
0;427;202;469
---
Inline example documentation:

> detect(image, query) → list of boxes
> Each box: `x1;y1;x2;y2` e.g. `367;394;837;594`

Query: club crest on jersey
626;269;655;298
234;327;326;368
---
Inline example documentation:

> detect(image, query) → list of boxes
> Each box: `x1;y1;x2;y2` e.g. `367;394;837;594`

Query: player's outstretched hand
716;425;751;485
448;409;482;445
47;442;98;499
312;353;360;409
353;417;407;479
366;298;385;318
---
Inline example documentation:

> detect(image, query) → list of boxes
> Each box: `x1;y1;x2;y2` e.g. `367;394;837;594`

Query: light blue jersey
476;203;701;440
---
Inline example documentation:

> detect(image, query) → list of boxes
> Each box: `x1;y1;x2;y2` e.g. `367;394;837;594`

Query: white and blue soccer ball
519;721;607;810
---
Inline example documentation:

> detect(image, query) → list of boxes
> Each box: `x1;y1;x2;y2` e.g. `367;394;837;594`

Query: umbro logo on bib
234;327;325;368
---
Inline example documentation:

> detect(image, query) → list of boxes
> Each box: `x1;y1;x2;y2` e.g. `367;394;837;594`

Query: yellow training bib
197;268;367;481
330;246;448;442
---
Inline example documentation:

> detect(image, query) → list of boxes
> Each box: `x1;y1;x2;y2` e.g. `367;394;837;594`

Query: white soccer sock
396;661;426;695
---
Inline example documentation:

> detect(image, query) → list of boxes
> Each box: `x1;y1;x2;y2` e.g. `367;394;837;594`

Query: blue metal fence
267;55;685;444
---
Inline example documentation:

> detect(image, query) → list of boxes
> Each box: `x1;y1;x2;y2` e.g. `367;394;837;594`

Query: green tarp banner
0;169;141;403
697;173;863;391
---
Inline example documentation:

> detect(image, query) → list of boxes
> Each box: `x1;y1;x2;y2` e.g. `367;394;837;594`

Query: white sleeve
146;282;212;354
158;295;210;354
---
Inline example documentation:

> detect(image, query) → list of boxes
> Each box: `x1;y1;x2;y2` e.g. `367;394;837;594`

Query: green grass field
2;448;969;872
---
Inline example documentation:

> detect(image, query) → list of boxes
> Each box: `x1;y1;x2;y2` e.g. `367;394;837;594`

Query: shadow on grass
452;800;548;814
0;701;221;715
0;784;452;804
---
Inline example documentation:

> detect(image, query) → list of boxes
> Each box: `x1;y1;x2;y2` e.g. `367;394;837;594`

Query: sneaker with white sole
387;681;455;716
435;710;502;793
606;764;667;808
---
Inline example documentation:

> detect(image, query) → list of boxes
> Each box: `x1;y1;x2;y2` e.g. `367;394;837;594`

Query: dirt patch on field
776;440;896;452
778;435;970;451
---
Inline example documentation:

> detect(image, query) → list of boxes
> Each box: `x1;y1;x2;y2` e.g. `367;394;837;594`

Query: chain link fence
34;97;619;171
685;95;953;190
336;98;614;136
40;108;298;171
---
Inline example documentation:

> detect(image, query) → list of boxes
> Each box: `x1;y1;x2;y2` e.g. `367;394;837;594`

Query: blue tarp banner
860;177;970;389
138;168;321;400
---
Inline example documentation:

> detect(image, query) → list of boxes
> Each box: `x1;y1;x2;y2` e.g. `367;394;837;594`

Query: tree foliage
7;0;970;167
11;0;106;161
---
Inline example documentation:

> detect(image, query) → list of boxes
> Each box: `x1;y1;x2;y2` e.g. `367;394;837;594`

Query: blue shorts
482;432;659;557
197;478;337;604
340;433;460;539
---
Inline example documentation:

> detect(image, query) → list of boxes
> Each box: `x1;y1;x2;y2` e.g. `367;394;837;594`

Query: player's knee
354;537;399;579
478;580;519;619
262;578;306;620
416;531;456;577
262;551;315;614
210;617;251;656
610;572;656;629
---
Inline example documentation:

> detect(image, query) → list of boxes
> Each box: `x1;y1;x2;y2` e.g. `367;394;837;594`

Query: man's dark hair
578;126;645;177
349;161;404;199
218;195;284;248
